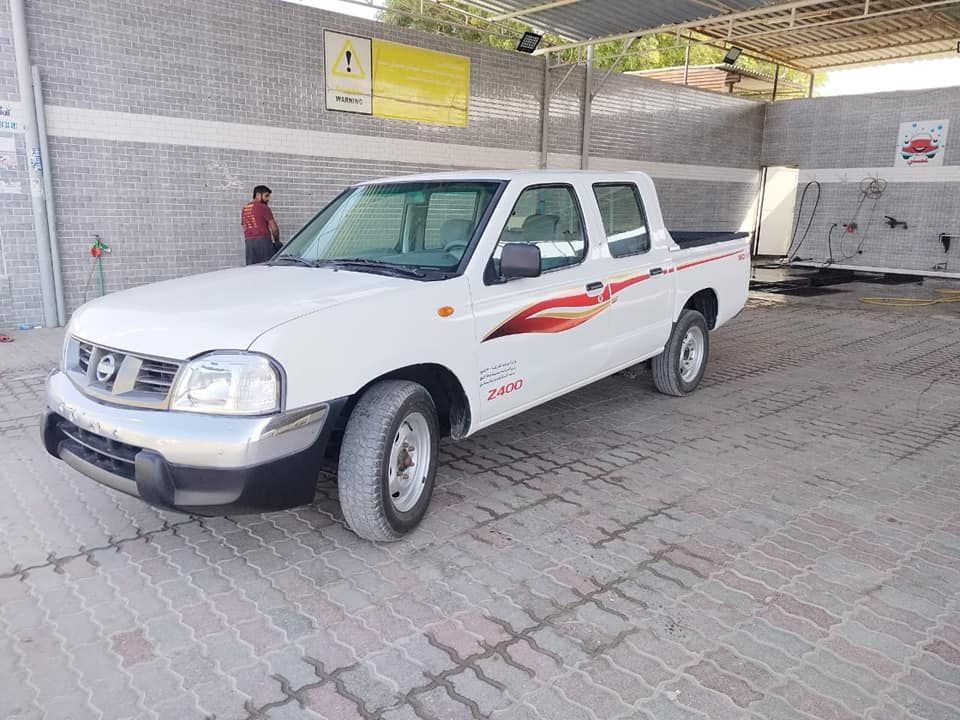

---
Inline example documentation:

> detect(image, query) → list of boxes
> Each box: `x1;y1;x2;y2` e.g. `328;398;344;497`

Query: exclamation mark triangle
331;39;366;79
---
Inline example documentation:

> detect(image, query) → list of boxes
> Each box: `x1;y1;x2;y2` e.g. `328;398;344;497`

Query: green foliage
377;0;543;52
378;0;813;95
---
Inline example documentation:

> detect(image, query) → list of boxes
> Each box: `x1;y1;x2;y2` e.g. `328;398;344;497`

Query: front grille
78;342;93;373
135;359;180;394
67;337;182;408
57;418;141;480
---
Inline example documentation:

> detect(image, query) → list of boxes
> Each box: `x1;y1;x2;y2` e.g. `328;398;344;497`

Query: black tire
338;380;438;541
652;309;710;397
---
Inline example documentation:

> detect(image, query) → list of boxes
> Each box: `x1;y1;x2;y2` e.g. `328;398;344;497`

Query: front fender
249;280;477;422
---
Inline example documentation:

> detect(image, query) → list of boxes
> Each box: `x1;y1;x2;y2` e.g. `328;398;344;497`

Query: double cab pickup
43;170;749;540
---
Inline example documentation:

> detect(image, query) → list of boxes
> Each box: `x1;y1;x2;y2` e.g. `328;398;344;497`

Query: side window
493;185;586;274
593;184;650;258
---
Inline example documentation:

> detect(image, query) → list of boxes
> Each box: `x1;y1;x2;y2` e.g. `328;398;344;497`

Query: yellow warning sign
323;29;470;125
372;41;469;127
331;38;367;79
324;30;372;115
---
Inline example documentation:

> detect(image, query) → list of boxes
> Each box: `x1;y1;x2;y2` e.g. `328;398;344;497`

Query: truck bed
669;231;750;249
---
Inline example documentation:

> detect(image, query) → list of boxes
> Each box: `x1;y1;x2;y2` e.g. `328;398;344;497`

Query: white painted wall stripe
44;105;760;184
799;166;960;184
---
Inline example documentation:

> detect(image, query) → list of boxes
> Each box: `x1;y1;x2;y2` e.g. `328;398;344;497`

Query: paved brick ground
1;292;959;720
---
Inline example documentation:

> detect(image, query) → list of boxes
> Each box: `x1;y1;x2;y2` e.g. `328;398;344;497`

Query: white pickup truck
43;170;749;540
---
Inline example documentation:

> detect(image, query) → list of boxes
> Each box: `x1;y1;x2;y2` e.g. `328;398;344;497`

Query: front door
471;183;611;426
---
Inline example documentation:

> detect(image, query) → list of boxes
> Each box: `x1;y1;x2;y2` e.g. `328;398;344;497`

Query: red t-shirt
241;200;275;240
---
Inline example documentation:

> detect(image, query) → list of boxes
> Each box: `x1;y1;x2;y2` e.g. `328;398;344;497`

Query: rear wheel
652;309;709;396
338;380;438;541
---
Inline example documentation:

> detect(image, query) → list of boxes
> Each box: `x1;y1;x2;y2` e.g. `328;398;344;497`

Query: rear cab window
593;183;650;258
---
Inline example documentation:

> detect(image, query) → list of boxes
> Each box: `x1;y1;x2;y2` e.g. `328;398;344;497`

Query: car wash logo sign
896;119;949;168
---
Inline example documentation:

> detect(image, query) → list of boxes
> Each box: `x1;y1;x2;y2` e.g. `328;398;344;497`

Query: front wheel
652;309;710;396
338;380;439;541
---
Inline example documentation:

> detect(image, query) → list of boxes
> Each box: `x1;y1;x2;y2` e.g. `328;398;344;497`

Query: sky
816;56;960;97
290;0;960;98
288;0;380;21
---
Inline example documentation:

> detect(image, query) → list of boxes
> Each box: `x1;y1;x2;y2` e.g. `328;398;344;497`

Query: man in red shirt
241;185;281;265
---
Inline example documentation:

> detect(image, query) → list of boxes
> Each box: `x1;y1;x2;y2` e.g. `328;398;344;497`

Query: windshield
275;180;502;272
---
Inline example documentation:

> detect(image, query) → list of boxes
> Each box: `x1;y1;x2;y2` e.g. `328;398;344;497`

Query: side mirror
500;243;541;279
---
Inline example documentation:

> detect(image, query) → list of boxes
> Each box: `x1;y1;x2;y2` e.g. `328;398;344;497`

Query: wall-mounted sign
324;30;373;115
0;135;16;171
896;119;949;168
372;41;469;127
0;134;20;194
0;104;21;132
324;30;470;127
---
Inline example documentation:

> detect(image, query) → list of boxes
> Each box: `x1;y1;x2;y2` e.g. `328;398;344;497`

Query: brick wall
0;0;764;327
761;88;960;274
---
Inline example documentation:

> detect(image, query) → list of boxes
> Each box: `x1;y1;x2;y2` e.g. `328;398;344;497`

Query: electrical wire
825;223;838;265
821;176;887;266
753;179;821;271
842;177;886;261
784;180;820;262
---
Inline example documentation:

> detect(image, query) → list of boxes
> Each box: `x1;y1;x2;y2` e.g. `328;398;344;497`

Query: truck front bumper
42;370;346;514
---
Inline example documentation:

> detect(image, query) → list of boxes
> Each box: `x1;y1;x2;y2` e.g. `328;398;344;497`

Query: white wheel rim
679;326;705;383
387;412;430;512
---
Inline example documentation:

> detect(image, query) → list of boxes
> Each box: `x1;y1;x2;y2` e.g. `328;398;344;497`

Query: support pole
771;63;780;102
581;45;593;170
808;71;815;97
10;0;58;327
32;65;65;325
683;41;690;85
540;56;550;168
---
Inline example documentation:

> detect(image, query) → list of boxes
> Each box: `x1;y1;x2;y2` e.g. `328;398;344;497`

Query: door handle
585;281;604;293
650;267;663;276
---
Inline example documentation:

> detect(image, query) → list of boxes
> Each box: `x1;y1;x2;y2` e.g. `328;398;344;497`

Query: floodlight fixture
517;32;542;53
722;46;743;65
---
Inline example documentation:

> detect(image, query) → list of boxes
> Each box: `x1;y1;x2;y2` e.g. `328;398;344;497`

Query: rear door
591;182;674;368
470;182;612;425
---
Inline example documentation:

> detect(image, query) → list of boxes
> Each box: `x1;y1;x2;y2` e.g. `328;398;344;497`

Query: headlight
171;353;281;415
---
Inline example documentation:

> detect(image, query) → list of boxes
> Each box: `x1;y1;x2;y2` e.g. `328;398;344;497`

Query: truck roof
361;169;655;185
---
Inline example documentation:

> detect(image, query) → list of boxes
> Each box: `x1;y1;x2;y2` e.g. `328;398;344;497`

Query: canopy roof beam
533;0;857;54
489;0;585;21
532;0;960;55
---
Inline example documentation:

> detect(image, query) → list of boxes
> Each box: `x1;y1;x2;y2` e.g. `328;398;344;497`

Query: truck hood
69;265;405;359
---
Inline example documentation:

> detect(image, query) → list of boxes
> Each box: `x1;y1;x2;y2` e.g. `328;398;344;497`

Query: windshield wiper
269;255;320;267
330;258;427;278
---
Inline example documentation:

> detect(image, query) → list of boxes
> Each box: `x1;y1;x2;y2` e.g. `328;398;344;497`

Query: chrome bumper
43;371;340;513
46;370;327;468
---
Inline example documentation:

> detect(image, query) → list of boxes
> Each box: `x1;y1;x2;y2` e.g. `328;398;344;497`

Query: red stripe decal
676;249;742;271
482;247;741;342
608;273;651;295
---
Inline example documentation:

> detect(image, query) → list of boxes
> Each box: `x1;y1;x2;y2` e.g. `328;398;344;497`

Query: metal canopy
465;0;960;70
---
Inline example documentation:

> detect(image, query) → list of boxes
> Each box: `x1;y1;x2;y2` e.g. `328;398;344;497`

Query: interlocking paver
4;296;960;719
553;669;634;718
449;666;513;716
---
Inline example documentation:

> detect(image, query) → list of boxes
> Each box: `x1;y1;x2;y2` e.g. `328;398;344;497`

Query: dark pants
245;237;278;265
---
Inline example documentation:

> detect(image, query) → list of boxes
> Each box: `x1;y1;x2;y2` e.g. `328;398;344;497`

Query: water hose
859;289;960;307
82;236;111;302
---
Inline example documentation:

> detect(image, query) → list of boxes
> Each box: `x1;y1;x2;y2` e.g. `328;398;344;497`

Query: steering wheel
443;241;469;256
